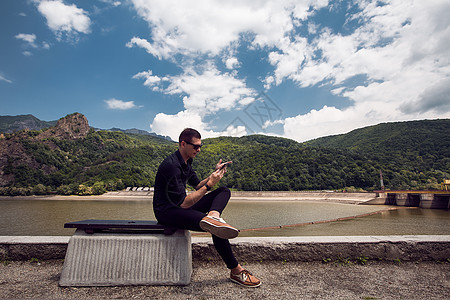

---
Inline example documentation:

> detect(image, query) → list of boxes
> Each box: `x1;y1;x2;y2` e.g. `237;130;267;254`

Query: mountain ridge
0;114;172;142
0;114;57;133
0;113;448;195
305;119;449;154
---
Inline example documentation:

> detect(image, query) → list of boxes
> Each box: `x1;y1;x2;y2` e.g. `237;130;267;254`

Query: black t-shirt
153;150;201;213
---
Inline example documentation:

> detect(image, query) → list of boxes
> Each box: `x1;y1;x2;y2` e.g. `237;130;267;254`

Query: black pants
155;187;239;269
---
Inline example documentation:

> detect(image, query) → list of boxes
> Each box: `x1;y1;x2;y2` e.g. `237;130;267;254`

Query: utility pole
380;169;385;190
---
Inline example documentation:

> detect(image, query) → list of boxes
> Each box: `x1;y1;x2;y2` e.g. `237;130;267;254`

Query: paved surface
0;259;449;299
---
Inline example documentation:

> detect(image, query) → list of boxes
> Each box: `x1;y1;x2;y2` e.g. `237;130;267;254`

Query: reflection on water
0;200;156;236
223;201;392;229
0;198;448;236
238;207;450;237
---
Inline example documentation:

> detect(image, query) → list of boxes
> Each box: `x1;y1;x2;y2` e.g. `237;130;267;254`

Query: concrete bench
59;220;191;287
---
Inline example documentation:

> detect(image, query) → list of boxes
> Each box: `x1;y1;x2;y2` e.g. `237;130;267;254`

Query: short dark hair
179;128;201;144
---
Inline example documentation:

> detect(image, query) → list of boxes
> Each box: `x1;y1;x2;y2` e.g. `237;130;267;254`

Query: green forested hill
0;129;177;195
305;119;449;155
0;113;177;195
193;122;449;191
0;114;448;195
304;119;449;185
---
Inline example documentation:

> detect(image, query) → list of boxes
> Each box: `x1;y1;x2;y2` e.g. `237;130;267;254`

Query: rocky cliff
0;113;90;186
36;113;90;140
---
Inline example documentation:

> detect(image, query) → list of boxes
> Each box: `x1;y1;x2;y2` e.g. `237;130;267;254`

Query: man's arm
195;177;210;190
180;168;224;208
193;159;232;190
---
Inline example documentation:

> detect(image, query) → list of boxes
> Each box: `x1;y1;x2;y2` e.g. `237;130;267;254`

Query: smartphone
220;162;231;170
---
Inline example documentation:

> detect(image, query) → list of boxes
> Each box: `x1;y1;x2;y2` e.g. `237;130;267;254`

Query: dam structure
369;190;450;209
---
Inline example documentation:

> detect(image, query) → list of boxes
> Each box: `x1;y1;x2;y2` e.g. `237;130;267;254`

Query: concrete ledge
193;235;450;262
0;236;69;261
1;235;449;262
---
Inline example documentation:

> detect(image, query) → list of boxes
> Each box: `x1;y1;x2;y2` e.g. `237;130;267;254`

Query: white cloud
129;0;325;58
171;67;256;116
0;73;12;84
37;0;91;40
223;124;248;137
150;110;250;141
263;75;275;90
134;64;256;116
268;0;450;141
132;70;162;89
126;37;169;60
400;78;450;114
99;0;121;7
283;105;375;142
15;33;51;54
225;57;240;70
15;33;37;47
150;110;206;141
136;63;257;140
105;98;139;110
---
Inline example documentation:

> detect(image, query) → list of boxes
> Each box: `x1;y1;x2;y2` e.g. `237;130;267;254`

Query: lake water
0;198;448;236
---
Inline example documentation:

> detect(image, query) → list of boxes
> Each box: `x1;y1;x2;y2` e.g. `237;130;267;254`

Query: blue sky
1;0;449;142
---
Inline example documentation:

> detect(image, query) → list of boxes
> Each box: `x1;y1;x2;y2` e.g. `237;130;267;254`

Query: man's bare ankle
207;211;220;218
231;265;244;275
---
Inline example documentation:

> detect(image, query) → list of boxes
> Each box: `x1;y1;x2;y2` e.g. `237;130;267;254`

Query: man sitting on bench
153;128;261;288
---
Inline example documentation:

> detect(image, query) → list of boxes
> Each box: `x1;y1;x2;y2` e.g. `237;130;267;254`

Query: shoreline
0;191;378;204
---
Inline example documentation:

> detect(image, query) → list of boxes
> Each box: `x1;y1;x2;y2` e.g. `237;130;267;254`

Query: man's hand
216;159;232;171
208;168;225;187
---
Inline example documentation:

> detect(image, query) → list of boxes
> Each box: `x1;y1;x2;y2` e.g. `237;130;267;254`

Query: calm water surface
0;199;448;236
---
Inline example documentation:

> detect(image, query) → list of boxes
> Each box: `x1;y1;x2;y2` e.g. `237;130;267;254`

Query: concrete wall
368;192;450;209
1;235;449;262
0;236;69;261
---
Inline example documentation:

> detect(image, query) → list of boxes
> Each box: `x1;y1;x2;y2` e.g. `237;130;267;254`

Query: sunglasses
184;141;203;150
